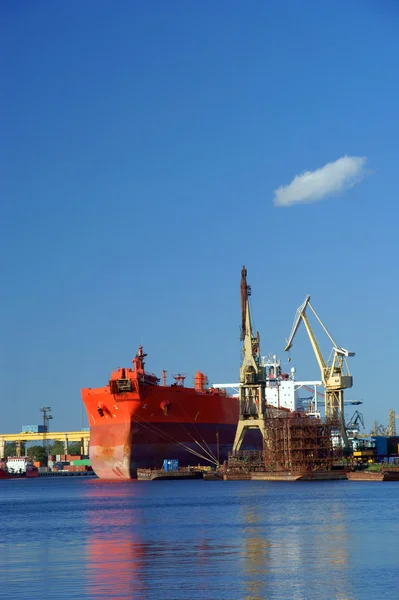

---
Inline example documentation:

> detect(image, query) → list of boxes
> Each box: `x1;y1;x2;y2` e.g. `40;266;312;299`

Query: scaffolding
227;450;265;473
263;412;339;472
227;410;341;474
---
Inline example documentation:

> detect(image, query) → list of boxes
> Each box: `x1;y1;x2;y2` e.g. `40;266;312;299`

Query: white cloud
273;155;368;207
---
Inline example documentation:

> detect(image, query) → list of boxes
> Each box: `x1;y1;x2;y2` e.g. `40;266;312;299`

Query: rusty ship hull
82;348;242;479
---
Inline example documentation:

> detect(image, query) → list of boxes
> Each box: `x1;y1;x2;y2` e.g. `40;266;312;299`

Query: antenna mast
40;406;53;453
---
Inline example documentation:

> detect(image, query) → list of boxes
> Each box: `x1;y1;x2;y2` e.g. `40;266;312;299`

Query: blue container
163;459;179;472
387;436;399;455
21;425;47;434
373;436;388;456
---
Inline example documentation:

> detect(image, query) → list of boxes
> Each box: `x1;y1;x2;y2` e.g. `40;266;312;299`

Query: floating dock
224;470;348;481
347;469;399;482
137;469;204;481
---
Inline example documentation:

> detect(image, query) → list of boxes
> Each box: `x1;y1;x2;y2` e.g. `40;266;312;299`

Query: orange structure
81;346;241;479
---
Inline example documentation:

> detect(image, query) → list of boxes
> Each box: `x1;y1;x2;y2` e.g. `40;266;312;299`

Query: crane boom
284;294;310;352
300;312;327;381
284;294;355;451
240;266;250;342
284;295;327;378
239;266;259;375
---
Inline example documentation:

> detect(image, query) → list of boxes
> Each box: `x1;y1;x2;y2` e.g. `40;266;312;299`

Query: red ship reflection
83;480;147;599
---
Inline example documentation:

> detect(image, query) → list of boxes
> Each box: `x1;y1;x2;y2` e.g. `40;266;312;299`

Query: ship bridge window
116;379;132;392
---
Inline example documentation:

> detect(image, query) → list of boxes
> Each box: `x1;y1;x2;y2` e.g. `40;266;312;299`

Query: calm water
1;478;398;600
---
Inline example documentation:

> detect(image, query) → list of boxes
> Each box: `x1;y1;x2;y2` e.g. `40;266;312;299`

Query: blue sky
1;1;399;434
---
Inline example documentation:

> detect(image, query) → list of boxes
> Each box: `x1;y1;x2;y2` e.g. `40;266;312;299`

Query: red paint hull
0;467;39;479
82;381;249;479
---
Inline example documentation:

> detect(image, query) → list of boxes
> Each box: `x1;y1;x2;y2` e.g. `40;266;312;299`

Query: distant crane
371;409;399;437
284;295;355;450
388;409;398;437
346;410;365;436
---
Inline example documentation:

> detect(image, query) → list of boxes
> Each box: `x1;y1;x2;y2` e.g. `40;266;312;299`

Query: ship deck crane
284;295;355;450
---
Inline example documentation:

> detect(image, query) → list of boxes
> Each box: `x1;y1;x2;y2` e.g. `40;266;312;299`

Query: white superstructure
6;457;31;474
213;354;322;415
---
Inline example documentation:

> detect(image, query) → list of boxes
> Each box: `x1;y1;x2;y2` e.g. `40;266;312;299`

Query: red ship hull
0;467;39;479
82;380;242;479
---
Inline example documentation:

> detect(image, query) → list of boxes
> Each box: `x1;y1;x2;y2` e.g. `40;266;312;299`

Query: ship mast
232;266;267;451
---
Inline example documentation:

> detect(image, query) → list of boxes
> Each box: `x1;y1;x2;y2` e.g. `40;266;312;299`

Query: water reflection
241;508;271;600
322;502;352;600
236;485;355;600
2;479;398;599
81;480;382;600
83;481;242;599
84;481;146;599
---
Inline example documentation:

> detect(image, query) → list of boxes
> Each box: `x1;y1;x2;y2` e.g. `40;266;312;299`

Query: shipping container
163;459;179;472
22;425;38;433
21;425;46;433
373;436;388;456
72;459;91;466
387;436;399;455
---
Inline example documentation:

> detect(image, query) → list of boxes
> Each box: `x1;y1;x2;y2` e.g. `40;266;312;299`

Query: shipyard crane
387;409;399;437
284;295;355;450
371;410;399;437
346;410;365;433
232;266;267;451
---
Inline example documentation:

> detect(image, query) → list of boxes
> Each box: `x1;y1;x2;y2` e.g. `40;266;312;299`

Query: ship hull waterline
89;421;241;479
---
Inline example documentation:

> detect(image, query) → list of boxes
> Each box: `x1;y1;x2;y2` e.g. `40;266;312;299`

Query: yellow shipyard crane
231;266;267;452
284;295;355;450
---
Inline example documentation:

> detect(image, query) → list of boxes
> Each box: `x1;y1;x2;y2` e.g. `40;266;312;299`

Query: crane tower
232;266;267;451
